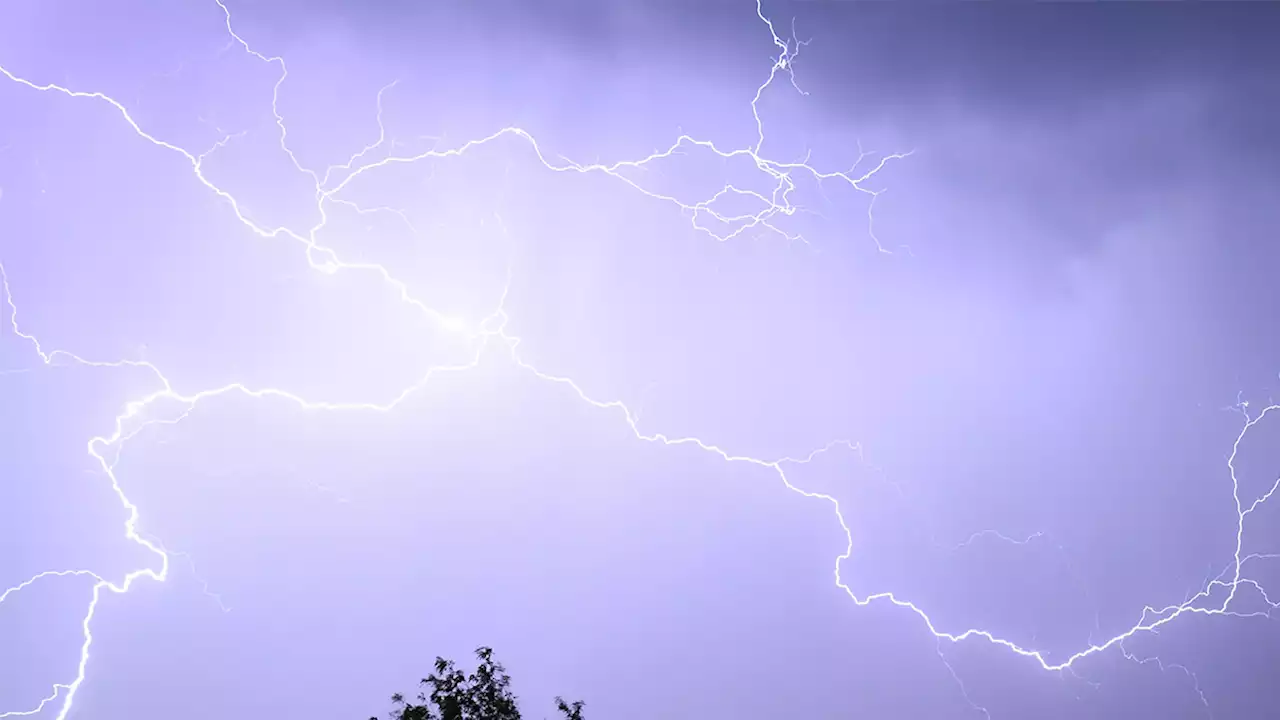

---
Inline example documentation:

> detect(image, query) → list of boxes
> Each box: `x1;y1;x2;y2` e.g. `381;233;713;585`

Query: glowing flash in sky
0;2;1277;719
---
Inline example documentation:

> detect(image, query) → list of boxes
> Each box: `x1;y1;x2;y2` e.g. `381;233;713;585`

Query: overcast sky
2;1;1280;719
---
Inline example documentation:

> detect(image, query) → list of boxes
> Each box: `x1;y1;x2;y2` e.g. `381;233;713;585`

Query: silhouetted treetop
369;646;585;720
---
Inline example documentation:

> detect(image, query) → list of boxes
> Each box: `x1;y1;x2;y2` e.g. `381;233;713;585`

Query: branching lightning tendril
0;2;1276;718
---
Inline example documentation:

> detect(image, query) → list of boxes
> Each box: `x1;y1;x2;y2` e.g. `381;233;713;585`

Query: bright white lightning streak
0;1;1276;718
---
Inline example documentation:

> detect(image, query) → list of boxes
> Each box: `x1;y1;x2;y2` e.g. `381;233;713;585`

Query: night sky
3;1;1280;719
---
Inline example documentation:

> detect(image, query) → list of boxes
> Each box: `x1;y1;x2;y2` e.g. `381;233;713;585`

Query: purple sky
3;1;1280;719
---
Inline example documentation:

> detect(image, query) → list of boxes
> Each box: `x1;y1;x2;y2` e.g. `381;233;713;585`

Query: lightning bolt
0;2;1275;718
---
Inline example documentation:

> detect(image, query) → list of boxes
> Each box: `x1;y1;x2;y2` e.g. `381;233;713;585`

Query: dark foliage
369;647;585;720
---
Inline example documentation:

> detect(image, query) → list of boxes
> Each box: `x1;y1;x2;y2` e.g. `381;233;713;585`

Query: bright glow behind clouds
2;1;1280;719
